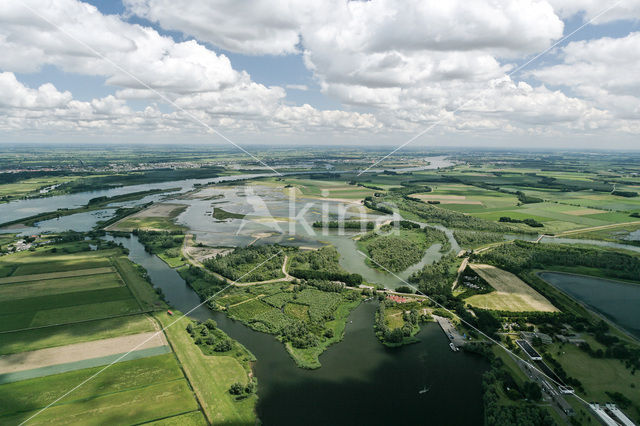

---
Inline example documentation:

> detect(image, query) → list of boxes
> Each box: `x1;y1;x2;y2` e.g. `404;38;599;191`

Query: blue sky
1;0;639;148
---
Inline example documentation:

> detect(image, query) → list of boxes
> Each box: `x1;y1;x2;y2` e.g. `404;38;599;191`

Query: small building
558;385;574;395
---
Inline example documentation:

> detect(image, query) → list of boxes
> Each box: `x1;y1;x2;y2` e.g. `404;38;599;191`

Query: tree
214;339;232;352
523;381;542;401
229;382;244;395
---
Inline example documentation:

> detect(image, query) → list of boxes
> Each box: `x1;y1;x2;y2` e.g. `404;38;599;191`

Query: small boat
167;310;174;316
449;342;458;352
418;386;430;394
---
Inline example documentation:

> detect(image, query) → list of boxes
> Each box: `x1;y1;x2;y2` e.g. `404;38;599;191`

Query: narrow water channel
107;234;488;425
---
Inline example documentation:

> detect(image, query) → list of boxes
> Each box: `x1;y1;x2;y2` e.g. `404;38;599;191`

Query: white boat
449;342;458;352
418;386;430;394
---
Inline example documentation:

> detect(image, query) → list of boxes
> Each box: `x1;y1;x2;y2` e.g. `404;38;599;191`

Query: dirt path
182;234;292;287
227;294;265;308
0;331;168;374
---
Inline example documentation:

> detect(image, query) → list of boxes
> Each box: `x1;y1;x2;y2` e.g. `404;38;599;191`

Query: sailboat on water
418;385;431;394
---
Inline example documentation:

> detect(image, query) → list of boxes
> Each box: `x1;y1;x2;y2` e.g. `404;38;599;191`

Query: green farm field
0;354;201;426
0;272;123;301
0;246;167;332
0;314;156;355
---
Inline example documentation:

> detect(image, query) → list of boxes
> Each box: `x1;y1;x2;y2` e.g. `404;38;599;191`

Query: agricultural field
464;264;558;312
0;315;156;356
0;175;81;201
0;237;212;425
0;242;165;332
0;353;203;425
257;176;375;202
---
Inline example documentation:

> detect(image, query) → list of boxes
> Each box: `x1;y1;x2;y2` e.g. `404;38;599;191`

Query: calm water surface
538;271;640;339
108;234;487;425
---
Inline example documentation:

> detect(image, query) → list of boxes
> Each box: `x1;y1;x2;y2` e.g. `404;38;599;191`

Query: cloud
547;0;640;23
1;0;638;144
285;84;308;91
532;32;640;120
0;0;378;138
124;0;303;55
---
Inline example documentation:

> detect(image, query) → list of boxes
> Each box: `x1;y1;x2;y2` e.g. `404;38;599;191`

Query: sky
0;0;639;150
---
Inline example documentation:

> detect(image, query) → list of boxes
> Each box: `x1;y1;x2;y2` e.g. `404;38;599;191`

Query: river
106;234;488;425
538;271;640;340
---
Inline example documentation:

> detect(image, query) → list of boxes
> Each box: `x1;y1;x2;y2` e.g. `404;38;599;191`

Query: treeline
477;240;640;281
515;191;543;204
57;167;223;194
453;230;504;248
499;217;544;228
312;220;375;230
289;269;363;286
612;190;638;198
393;197;524;233
179;265;228;304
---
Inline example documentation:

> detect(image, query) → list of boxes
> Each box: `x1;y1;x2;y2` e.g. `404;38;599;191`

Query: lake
538;271;640;339
107;234;488;425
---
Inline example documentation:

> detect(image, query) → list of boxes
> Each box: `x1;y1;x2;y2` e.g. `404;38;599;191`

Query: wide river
107;234;488;425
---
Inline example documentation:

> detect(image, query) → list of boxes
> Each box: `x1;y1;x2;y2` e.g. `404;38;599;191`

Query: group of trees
280;322;319;349
366;235;423;272
409;254;458;298
481;352;554;426
478;240;640;281
373;302;420;345
515;191;543;204
498;217;544;228
204;245;285;282
136;230;184;255
453;230;504;249
187;319;234;353
312;220;375;230
289;246;364;286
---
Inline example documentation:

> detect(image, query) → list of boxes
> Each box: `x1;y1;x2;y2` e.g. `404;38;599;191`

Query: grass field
111;256;166;311
108;204;187;232
258;177;374;201
0;315;156;355
156;312;257;425
465;264;558;312
548;343;640;423
0;353;202;425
